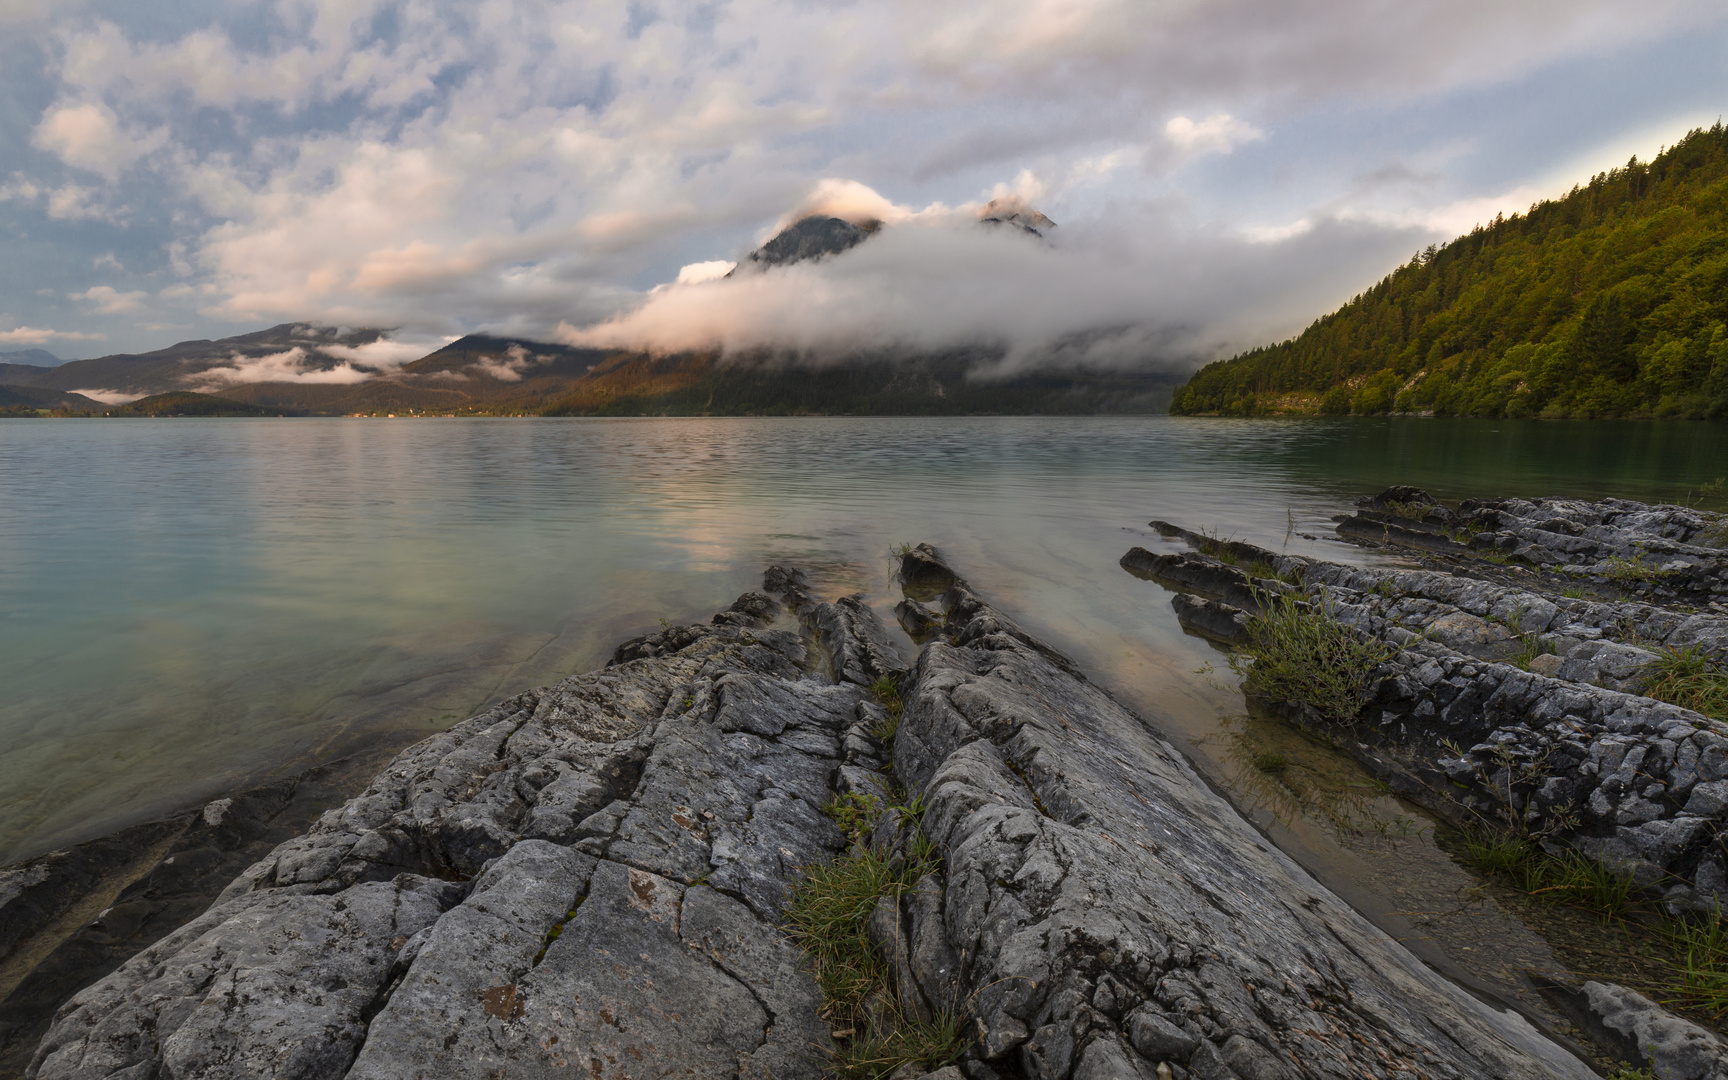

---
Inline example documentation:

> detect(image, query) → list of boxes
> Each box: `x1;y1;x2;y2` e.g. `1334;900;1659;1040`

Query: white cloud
32;101;165;179
471;343;540;382
72;285;147;313
7;0;1726;355
319;337;436;368
44;184;124;222
68;388;147;404
183;347;377;389
0;326;105;344
560;182;1431;373
674;261;737;286
1164;114;1264;157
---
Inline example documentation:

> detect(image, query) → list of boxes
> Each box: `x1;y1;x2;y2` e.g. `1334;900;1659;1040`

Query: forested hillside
1171;124;1728;419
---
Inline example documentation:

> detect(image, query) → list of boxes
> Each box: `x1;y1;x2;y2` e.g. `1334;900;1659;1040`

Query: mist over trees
1171;123;1728;419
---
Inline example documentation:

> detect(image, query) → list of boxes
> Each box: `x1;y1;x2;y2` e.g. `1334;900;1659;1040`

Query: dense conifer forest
1171;124;1728;419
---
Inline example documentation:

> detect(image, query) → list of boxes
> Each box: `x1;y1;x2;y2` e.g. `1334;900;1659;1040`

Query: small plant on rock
1604;555;1669;585
869;675;905;741
1640;645;1728;723
1230;588;1399;724
823;792;884;843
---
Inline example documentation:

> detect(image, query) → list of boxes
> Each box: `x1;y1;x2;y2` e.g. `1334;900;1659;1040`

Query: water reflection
1;415;1720;862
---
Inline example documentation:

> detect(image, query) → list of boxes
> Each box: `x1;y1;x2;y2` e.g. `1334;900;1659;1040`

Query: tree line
1171;123;1728;419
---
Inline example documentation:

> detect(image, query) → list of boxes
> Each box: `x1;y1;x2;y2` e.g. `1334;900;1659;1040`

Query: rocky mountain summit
738;216;878;270
20;549;1602;1079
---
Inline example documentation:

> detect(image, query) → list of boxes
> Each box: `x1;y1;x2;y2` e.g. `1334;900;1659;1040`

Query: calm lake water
1;415;1723;864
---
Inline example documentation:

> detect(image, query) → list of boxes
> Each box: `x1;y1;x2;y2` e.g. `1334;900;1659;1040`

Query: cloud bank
562;182;1430;373
3;0;1725;359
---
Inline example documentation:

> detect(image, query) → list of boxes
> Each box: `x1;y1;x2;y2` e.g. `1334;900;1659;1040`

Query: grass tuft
1251;749;1289;775
869;675;905;741
789;793;960;1077
1463;828;1642;918
1640;645;1728;723
829;1012;968;1080
823;791;883;843
786;851;907;1020
1230;589;1399;724
1604;555;1669;584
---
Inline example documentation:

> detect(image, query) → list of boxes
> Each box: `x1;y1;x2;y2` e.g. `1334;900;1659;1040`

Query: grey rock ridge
1338;488;1728;604
27;556;1593;1079
891;546;1589;1080
1124;499;1728;913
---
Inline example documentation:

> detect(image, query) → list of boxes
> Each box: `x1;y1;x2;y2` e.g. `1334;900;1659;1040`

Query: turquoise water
1;416;1723;863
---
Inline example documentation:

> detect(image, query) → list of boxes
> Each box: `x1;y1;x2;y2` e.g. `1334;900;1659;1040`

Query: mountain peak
979;199;1055;237
742;215;875;270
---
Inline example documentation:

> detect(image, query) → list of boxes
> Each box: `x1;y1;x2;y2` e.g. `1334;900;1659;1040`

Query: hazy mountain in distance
0;348;63;367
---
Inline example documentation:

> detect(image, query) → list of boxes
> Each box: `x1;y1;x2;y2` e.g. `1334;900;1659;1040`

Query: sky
2;0;1726;371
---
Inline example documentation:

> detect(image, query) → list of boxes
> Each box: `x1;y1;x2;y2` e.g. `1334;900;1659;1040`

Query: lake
1;415;1722;865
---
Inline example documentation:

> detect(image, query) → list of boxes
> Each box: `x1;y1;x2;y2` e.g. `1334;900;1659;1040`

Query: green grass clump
1640;645;1728;722
1251;750;1289;775
1230;590;1399;724
1377;499;1433;522
1248;559;1275;581
1605;1066;1654;1080
869;675;904;741
1668;908;1728;1015
823;792;883;843
788;799;960;1078
1604;555;1669;584
1464;829;1642;918
787;849;914;1020
830;1013;968;1080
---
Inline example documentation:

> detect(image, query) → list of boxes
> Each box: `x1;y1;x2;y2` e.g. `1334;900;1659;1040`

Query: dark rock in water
1167;592;1251;644
1336;493;1728;605
898;541;959;600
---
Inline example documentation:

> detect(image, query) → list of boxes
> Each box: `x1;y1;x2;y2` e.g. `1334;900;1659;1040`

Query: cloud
184;347;379;389
72;285;147;313
32;101;165;180
674;261;737;286
319;338;436;368
560;181;1433;374
44;184;124;222
1164;114;1265;157
5;0;1725;355
68;388;147;404
0;326;106;344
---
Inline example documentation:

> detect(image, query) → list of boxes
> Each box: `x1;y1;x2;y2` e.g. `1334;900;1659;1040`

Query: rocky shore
7;548;1602;1079
1124;489;1728;1080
